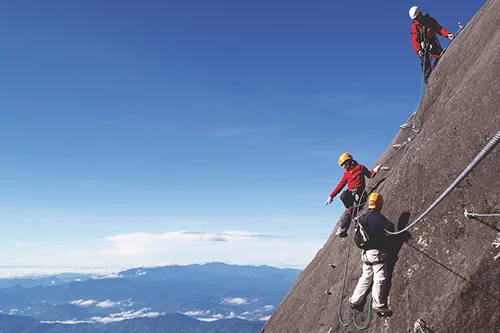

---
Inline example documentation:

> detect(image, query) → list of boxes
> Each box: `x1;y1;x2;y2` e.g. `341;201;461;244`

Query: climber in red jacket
324;153;380;237
409;6;454;84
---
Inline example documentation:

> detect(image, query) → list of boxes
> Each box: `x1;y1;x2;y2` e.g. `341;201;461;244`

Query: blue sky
0;0;485;275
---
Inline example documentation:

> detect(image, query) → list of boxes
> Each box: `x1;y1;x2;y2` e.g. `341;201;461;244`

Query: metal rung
380;166;390;171
392;144;403;149
400;123;412;129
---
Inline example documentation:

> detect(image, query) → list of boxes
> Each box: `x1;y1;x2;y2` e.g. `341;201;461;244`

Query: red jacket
329;164;374;198
411;14;450;53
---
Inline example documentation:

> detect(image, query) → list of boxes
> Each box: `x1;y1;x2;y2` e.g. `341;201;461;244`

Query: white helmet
409;6;421;19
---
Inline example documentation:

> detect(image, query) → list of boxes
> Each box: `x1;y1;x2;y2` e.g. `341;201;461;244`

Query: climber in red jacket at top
409;6;454;84
325;153;380;238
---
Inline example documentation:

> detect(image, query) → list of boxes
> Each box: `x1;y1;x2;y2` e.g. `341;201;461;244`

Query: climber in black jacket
349;192;394;316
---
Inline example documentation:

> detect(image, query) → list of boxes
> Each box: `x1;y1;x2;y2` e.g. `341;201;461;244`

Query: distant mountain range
0;273;93;288
0;313;265;333
0;263;301;332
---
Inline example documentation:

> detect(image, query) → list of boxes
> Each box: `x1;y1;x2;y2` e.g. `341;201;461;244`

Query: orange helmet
368;192;384;209
338;152;353;166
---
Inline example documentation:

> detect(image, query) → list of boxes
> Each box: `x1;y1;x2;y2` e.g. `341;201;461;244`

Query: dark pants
421;43;443;84
339;189;365;230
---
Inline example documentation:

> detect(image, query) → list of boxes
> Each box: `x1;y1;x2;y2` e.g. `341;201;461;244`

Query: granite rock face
262;1;500;332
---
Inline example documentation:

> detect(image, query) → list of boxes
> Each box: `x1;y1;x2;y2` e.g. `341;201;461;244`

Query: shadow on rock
384;212;412;304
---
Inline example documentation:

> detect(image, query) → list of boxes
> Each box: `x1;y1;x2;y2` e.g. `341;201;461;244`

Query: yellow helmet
338;152;353;166
368;192;384;209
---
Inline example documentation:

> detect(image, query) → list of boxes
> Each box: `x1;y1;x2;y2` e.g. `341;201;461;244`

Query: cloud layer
5;229;323;276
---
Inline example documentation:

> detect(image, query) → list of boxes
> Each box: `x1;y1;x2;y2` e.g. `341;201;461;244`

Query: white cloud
209;313;224;320
221;297;248;305
91;308;164;323
97;230;288;255
183;310;211;316
260;315;272;321
197;317;219;322
263;305;275;311
63;230;320;269
196;312;236;322
41;308;164;324
95;300;121;308
2;227;322;272
92;273;123;280
190;311;244;322
41;319;90;324
0;266;120;279
70;299;95;307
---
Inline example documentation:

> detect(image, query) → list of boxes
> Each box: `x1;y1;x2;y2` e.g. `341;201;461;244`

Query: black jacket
363;210;395;252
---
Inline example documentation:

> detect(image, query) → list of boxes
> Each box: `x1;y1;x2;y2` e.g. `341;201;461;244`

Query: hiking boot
349;302;362;311
373;306;393;317
335;227;348;238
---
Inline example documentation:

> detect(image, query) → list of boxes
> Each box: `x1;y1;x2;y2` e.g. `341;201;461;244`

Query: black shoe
373;306;393;317
349;302;362;311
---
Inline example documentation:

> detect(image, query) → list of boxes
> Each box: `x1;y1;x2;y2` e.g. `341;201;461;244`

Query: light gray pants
349;249;388;309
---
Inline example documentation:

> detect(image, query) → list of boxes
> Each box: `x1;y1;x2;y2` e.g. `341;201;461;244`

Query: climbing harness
351;188;362;203
464;209;500;218
386;130;500;235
